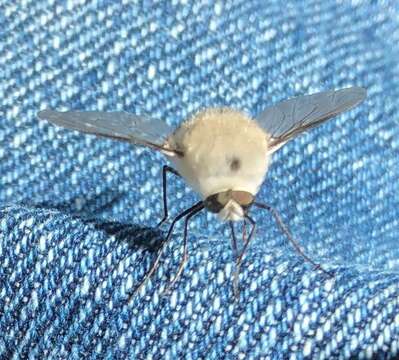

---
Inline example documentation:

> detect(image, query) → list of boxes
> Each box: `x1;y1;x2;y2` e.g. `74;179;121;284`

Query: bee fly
38;86;366;296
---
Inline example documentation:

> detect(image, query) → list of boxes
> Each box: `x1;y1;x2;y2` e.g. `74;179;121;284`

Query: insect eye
231;191;254;210
204;192;228;213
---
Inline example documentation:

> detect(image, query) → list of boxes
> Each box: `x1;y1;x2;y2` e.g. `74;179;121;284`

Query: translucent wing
256;87;367;152
38;110;177;154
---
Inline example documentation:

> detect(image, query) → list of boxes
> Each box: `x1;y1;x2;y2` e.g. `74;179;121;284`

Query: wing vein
255;87;367;152
38;109;179;155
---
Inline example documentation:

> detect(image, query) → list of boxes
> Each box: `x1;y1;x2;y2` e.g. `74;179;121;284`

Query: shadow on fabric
25;191;165;252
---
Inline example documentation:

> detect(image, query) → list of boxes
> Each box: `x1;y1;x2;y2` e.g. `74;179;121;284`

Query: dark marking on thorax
229;156;241;172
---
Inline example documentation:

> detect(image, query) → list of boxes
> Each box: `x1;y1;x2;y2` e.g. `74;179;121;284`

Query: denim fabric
1;0;399;358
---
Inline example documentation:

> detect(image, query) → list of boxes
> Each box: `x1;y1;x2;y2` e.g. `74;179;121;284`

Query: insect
38;86;366;296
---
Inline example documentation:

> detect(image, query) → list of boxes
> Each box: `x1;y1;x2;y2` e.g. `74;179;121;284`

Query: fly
38;86;367;296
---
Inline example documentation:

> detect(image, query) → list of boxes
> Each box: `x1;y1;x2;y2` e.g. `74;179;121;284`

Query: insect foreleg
157;165;181;227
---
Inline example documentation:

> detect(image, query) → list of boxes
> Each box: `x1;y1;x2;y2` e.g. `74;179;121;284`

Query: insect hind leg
253;202;333;277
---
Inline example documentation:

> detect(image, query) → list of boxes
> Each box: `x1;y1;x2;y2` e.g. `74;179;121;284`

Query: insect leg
229;221;238;259
131;201;203;298
165;202;204;292
233;216;256;297
157;165;181;227
242;219;247;247
253;202;333;277
229;221;239;295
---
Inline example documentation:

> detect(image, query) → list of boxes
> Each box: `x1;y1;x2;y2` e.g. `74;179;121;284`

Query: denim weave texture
1;0;399;359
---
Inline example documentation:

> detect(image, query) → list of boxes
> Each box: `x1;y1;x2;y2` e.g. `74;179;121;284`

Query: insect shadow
29;188;123;218
93;220;164;252
29;190;164;252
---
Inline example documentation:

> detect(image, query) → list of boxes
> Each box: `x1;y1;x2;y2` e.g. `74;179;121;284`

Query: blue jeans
1;0;398;358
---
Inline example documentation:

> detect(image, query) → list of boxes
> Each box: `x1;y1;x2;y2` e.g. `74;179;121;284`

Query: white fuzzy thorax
165;108;272;215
